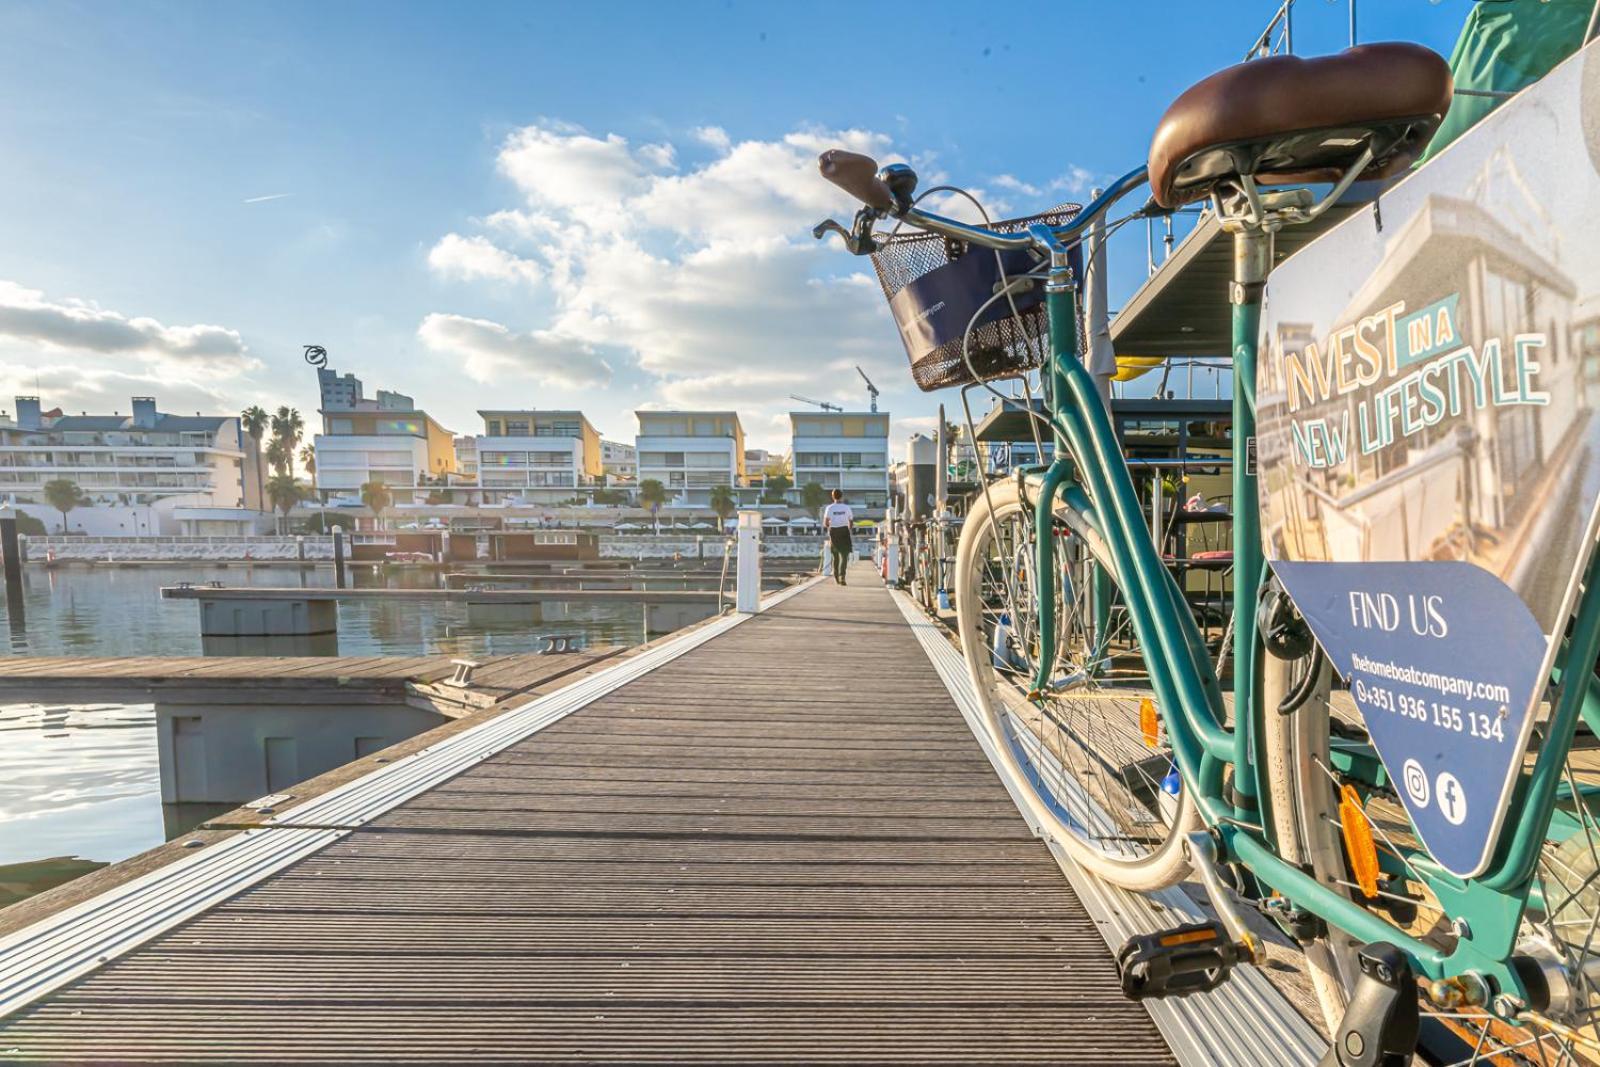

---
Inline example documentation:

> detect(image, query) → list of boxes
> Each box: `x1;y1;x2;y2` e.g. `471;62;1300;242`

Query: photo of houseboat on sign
1257;46;1600;634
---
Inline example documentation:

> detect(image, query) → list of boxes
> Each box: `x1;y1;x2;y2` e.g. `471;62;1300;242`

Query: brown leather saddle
1148;43;1454;210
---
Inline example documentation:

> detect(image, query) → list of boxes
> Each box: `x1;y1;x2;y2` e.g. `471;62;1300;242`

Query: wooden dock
0;565;1320;1063
159;584;732;605
0;648;625;710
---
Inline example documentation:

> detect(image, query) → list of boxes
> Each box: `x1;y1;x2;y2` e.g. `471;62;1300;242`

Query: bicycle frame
1023;215;1600;1004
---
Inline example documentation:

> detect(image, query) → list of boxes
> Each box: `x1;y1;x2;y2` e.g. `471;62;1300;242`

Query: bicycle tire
955;479;1197;890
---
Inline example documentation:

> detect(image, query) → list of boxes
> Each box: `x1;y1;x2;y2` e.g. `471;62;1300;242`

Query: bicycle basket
869;204;1082;392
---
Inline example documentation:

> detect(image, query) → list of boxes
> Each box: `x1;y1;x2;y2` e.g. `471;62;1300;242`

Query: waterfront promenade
0;566;1319;1063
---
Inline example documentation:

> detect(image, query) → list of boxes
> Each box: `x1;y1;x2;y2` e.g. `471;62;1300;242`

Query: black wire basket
869;204;1082;392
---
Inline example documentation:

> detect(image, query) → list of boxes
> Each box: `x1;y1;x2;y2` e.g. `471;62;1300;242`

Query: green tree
13;512;46;536
760;472;793;505
241;405;269;504
299;445;317;497
708;484;736;522
360;480;393;530
265;436;292;477
636;478;667;534
801;481;828;516
265;473;303;534
271;406;304;476
42;478;87;533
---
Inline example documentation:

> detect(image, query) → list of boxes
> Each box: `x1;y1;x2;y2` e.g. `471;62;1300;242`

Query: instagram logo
1402;759;1430;808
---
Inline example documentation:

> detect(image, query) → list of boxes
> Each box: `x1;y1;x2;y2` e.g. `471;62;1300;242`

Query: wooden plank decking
0;567;1173;1063
0;649;627;712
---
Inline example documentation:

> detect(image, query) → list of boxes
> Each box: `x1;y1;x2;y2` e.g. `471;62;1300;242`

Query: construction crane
790;393;843;413
856;366;880;413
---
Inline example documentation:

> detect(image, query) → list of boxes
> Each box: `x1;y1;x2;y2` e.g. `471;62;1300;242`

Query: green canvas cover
1421;0;1593;163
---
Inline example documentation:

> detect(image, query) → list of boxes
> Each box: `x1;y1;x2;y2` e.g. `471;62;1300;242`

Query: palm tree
265;436;292;477
241;405;268;505
636;478;667;534
265;473;302;534
361;481;393;531
708;484;736;523
42;478;87;534
271;406;304;477
299;446;317;498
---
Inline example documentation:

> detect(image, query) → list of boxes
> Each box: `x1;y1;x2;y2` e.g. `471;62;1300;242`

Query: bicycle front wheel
955;479;1197;891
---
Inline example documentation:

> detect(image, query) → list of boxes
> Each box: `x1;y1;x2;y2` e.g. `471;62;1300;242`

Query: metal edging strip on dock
0;574;826;1024
888;588;1329;1067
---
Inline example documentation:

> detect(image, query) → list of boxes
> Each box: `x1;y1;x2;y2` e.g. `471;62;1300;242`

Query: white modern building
0;395;266;534
454;436;479;478
790;411;891;516
312;368;458;505
635;411;745;508
475;410;601;504
600;439;636;483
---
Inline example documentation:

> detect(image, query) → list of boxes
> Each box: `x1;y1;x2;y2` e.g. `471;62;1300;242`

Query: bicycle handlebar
818;149;895;214
816;150;1154;256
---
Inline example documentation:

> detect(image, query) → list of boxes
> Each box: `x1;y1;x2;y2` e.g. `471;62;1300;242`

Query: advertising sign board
1257;42;1600;877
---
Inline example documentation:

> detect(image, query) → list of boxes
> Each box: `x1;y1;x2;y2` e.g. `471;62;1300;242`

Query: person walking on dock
821;489;854;585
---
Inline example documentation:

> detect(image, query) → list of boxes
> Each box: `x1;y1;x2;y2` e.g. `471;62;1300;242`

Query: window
505;419;530;436
485;419;502;436
329;418;354;434
378;418;423;436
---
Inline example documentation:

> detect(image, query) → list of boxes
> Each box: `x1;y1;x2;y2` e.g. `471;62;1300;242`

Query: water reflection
0;564;710;657
0;564;721;906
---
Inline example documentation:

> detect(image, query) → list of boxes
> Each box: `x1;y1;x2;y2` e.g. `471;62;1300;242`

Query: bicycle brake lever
812;209;880;256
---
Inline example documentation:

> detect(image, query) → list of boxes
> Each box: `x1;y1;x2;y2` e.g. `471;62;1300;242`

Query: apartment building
635;411;745;508
475;410;602;504
600;439;637;483
453;436;479;478
0;395;262;534
790;411;891;516
312;368;456;505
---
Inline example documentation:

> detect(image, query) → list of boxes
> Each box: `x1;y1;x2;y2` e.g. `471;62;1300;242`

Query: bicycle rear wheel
1274;660;1600;1061
955;479;1197;891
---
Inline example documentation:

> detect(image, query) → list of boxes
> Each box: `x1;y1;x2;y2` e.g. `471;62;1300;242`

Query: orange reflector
1340;783;1380;898
1158;927;1218;948
1140;697;1160;748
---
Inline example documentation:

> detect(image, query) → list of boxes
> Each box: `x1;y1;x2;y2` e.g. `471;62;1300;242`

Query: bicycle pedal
1116;920;1251;1000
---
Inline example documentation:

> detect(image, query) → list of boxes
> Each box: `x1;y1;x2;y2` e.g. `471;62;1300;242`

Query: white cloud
426;120;1099;446
416;312;610;388
0;280;255;373
691;126;731;153
427;233;542;285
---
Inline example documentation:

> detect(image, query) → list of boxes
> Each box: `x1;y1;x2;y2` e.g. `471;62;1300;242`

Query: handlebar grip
818;149;894;213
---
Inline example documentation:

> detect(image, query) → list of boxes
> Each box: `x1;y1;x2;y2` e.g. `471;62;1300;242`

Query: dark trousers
829;536;852;583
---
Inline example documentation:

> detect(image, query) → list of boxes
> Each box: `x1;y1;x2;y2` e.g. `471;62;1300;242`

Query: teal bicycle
817;39;1600;1066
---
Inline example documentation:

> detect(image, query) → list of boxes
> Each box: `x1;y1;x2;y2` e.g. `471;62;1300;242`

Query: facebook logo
1435;772;1467;827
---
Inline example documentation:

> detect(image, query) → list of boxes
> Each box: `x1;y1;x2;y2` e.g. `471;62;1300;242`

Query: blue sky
0;1;1468;452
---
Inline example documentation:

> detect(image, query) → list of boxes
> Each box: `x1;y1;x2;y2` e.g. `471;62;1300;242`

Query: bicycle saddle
1148;43;1453;209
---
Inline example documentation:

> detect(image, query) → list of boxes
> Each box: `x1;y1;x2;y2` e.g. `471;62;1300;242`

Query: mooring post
0;509;22;626
296;535;306;562
332;525;347;589
735;510;762;614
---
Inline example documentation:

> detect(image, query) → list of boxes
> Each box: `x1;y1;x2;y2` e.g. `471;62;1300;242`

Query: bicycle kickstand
1320;943;1419;1067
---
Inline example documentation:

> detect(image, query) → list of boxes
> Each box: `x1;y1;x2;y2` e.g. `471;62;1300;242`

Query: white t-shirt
821;502;854;532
